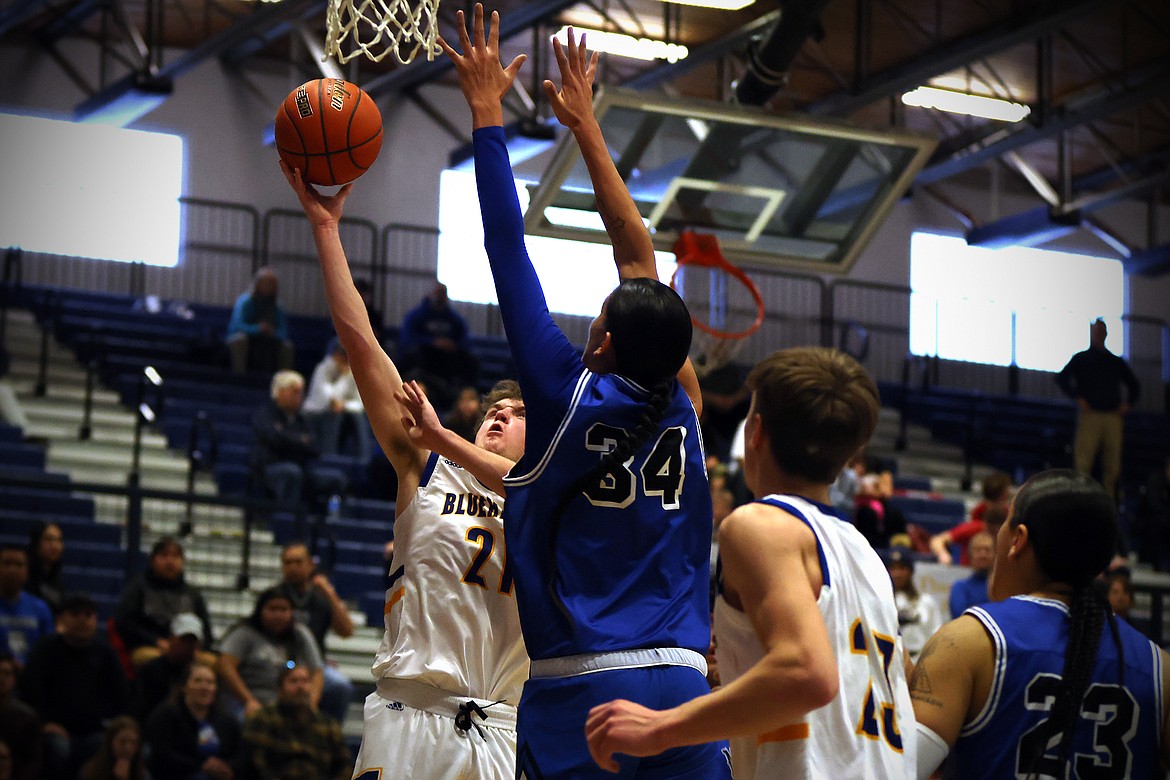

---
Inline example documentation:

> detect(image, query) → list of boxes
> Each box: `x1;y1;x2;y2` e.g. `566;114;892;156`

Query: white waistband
529;647;708;679
374;677;517;731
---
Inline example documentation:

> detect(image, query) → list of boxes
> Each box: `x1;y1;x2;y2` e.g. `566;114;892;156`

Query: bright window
437;168;676;318
909;232;1125;372
0;112;184;267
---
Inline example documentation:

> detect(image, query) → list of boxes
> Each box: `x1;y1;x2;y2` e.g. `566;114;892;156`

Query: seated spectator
20;593;128;779
928;471;1013;565
144;662;243;780
396;281;477;409
242;664;350;780
0;545;53;666
79;716;147;780
0;651;40;780
251;370;348;509
948;530;995;618
272;543;353;725
852;473;907;549
24;523;65;615
226;267;295;375
132;613;213;721
887;548;944;662
216;588;324;721
114;538;214;668
302;342;372;458
443;386;483;443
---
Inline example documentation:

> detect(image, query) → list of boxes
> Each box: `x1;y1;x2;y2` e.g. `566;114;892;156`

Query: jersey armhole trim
959;605;1006;737
758;496;830;590
419;451;440;488
504;369;592;488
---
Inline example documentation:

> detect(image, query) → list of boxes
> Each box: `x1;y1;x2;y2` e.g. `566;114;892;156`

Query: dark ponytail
1014;470;1121;779
546;379;677;619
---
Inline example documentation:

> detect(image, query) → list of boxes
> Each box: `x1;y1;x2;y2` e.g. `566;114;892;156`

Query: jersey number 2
850;619;904;752
582;424;686;509
462;527;514;595
1015;673;1137;779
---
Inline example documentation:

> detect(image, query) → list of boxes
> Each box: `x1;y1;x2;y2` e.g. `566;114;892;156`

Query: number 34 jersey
951;595;1164;780
372;453;528;704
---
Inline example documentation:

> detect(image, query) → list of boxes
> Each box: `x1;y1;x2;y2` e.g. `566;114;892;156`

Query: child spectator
80;716;148;780
887;548;944;662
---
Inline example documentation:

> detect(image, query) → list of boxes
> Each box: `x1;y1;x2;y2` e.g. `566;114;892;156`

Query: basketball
274;78;383;186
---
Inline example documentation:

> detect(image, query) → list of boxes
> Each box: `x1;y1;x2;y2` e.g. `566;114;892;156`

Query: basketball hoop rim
669;235;765;341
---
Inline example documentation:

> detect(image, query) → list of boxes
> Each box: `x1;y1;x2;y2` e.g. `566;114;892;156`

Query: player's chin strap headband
670;230;765;341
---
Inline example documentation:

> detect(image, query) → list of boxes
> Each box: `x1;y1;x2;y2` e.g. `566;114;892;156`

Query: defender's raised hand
544;28;600;132
438;4;526;128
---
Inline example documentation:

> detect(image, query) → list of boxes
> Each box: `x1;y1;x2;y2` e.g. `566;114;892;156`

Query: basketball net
670;230;765;341
325;0;442;65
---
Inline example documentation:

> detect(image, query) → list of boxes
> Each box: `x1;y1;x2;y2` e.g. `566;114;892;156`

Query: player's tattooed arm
908;615;991;748
908;633;947;710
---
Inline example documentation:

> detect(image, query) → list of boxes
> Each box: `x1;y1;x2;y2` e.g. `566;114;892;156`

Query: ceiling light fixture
555;26;688;63
902;86;1031;123
656;0;755;9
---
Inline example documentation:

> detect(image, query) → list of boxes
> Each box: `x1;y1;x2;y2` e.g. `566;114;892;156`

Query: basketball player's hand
395;379;445;450
586;699;671;772
279;160;354;230
438;4;526;127
543;27;599;132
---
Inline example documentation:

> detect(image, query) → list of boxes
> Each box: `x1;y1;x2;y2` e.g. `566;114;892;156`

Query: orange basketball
274;78;383;186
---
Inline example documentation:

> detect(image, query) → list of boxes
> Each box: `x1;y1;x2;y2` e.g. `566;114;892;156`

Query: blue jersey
950;595;1164;780
473;126;712;661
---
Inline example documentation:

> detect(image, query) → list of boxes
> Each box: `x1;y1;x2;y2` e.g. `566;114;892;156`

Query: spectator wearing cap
114;537;215;667
0;544;53;666
886;549;944;662
19;592;128;779
132;613;216;721
0;650;40;780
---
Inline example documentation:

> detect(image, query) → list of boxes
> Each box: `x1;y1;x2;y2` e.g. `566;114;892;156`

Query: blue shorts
516;664;733;780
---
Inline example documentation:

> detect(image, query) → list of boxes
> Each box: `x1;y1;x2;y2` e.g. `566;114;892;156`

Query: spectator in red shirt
929;471;1012;565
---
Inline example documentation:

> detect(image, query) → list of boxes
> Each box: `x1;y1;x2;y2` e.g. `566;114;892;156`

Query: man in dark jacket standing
1056;318;1141;499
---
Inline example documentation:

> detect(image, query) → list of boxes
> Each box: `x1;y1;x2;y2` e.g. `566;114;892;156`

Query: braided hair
1014;470;1122;778
546;278;693;618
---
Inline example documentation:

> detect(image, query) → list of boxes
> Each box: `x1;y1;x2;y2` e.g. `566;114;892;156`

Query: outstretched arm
585;504;838;771
279;162;426;503
396;380;513;495
544;30;702;413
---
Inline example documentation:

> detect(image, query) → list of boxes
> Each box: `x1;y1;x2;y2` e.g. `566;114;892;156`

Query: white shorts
351;678;517;780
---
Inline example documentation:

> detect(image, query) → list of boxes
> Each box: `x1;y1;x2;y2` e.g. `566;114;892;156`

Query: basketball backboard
524;87;937;273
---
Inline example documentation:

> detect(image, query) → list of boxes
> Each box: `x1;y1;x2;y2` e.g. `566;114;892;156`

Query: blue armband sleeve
473;126;581;399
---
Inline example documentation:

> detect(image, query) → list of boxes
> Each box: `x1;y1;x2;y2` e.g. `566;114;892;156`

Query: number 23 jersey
950;595;1164;780
372;452;528;704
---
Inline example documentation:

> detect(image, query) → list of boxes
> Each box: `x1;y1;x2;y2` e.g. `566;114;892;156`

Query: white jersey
372;453;528;703
713;494;916;780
